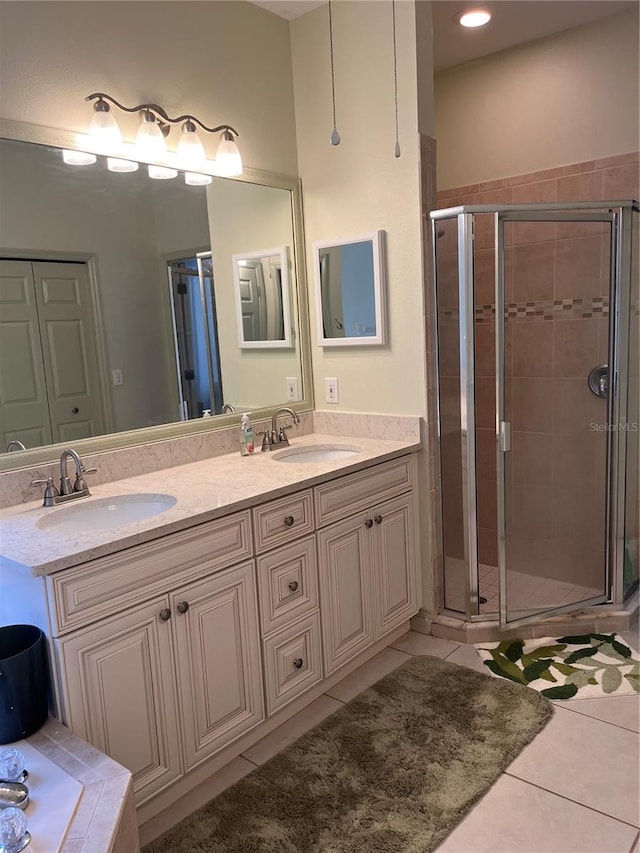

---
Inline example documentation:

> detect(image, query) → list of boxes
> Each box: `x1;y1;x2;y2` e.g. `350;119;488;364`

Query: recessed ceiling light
457;8;492;28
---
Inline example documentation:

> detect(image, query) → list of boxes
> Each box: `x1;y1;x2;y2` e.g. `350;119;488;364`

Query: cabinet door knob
374;515;382;524
177;601;189;614
284;515;295;528
288;580;299;593
293;658;304;669
72;407;79;414
364;518;373;528
159;608;171;622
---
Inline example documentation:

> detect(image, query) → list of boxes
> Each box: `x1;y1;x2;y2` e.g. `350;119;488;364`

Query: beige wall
0;1;298;176
208;178;302;411
435;7;640;189
291;0;427;416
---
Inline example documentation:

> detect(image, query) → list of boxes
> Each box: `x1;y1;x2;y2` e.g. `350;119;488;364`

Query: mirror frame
0;118;314;473
313;230;386;347
232;246;292;349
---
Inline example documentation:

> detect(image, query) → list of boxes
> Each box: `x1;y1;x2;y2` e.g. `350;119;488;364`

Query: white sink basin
36;493;177;533
272;444;360;464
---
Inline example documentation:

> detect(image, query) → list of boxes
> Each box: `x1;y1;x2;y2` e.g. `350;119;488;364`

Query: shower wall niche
431;196;638;630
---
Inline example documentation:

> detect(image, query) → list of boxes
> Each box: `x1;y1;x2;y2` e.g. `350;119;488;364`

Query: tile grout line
502;771;640;830
553;699;640;734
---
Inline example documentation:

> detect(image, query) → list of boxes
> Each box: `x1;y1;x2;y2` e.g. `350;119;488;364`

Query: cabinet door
171;561;264;771
372;492;418;638
317;513;374;675
57;597;181;804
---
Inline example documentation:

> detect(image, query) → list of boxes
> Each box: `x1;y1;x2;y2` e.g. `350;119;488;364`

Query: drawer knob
364;519;373;529
288;580;299;593
284;515;295;528
293;658;304;669
159;608;172;622
374;515;383;525
177;601;189;614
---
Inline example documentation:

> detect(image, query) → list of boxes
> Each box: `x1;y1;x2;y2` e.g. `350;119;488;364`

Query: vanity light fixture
62;149;96;166
457;8;492;27
73;92;243;181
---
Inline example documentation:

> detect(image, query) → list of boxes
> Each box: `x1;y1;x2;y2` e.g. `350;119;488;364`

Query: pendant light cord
329;0;340;145
392;0;400;158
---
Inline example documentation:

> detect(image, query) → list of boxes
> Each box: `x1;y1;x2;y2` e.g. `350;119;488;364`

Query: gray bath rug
142;654;552;853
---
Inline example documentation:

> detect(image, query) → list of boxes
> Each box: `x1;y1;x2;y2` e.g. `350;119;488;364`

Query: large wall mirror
313;230;386;346
0;120;312;472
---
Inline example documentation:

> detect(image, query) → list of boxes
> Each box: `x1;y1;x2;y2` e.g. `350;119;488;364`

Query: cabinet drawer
314;455;414;527
253;490;314;554
263;612;323;715
257;535;318;637
47;510;252;635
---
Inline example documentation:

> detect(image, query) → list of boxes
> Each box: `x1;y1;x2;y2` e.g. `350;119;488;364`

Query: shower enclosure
430;201;639;629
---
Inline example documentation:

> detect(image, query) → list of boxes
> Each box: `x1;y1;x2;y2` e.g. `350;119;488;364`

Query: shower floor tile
444;558;603;615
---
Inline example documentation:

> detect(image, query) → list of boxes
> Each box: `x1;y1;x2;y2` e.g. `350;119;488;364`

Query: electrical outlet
112;369;123;386
286;376;299;401
325;377;339;404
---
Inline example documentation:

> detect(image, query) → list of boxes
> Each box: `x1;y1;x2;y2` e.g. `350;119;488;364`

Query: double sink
35;445;360;534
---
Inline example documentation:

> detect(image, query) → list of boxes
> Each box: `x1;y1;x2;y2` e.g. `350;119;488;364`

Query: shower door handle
498;421;511;453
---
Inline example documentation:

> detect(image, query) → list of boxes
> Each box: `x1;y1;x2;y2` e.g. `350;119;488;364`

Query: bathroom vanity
0;432;421;823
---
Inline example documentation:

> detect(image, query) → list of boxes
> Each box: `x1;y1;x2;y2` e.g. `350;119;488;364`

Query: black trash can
0;625;49;744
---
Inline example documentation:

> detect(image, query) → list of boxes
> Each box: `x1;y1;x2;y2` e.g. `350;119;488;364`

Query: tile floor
445;558;604;616
139;622;640;853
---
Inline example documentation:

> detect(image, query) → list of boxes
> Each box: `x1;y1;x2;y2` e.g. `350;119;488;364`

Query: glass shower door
497;211;615;627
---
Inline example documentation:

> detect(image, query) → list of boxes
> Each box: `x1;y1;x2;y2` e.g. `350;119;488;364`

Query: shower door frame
431;200;636;627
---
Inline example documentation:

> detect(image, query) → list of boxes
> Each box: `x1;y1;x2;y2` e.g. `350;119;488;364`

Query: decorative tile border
439;296;610;324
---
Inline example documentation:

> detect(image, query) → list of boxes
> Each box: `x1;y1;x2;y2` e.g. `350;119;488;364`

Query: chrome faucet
31;448;97;507
6;440;26;452
222;403;236;413
269;407;301;448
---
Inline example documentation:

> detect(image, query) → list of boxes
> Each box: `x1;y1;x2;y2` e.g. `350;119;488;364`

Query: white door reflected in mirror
232;247;292;349
313;230;386;347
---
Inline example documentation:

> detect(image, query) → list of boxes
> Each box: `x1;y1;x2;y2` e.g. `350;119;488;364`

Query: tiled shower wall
434;151;639;594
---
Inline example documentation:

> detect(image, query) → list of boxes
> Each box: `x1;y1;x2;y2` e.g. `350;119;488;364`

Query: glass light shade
215;131;243;177
136;113;167;160
177;123;206;169
458;9;491;27
107;157;139;173
148;164;178;180
62;149;97;166
88;107;122;153
185;171;212;186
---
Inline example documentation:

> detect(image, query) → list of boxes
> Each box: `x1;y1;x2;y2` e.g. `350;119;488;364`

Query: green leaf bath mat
475;633;640;699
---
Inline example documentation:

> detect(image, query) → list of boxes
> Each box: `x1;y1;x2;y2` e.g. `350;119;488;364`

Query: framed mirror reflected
0;120;313;472
313;230;386;346
232;247;292;349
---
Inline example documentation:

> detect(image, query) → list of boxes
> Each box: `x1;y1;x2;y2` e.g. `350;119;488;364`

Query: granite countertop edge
0;433;421;577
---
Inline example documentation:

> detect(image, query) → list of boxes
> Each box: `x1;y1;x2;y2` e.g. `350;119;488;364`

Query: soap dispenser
240;413;255;456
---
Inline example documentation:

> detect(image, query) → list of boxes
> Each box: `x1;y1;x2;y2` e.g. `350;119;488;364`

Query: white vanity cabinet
52;512;264;805
253;490;323;715
315;456;418;675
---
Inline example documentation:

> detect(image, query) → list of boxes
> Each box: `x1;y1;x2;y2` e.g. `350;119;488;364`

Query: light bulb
178;121;206;168
62;149;96;166
136;111;167;160
458;9;491;27
148;164;177;180
215;131;243;177
185;172;212;186
107;157;139;173
88;100;122;153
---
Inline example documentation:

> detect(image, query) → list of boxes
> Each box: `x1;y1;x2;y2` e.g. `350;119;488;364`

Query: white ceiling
249;0;637;70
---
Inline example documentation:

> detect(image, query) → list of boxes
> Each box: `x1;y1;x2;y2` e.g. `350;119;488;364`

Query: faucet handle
73;467;96;494
256;431;271;452
30;477;60;507
277;426;291;446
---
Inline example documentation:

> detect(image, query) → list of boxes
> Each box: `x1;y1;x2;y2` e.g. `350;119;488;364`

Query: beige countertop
0;433;420;577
